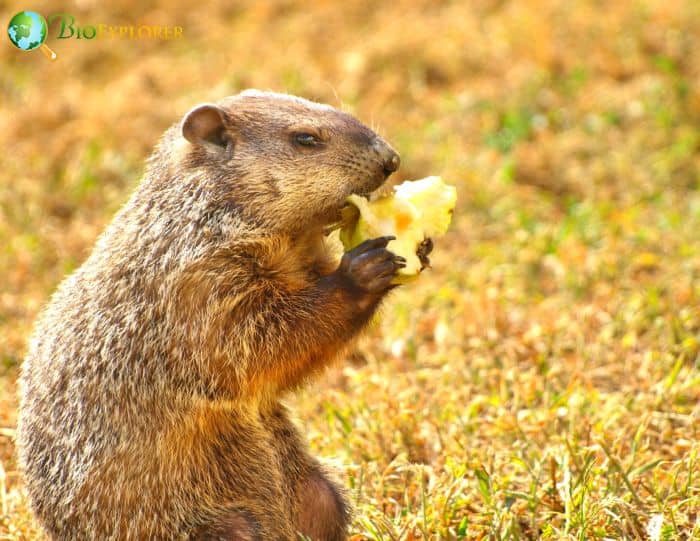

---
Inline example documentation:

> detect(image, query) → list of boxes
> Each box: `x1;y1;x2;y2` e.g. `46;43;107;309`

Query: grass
1;0;699;539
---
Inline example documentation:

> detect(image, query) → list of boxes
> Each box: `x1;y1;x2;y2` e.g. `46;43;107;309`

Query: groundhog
17;90;409;540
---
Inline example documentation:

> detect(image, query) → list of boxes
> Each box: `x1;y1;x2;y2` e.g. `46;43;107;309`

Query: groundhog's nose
373;138;400;176
384;152;401;174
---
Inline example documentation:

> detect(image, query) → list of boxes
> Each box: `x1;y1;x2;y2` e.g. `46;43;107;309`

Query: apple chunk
339;176;457;281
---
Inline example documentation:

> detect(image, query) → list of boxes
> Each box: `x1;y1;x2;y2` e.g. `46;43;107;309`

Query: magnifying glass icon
8;11;57;61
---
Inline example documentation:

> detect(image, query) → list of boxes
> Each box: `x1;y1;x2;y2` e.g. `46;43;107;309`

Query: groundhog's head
177;90;399;234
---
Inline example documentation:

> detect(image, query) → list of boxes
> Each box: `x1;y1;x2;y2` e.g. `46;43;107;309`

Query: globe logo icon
7;11;57;60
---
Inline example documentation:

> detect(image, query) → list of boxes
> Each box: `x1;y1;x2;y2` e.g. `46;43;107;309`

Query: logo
7;11;57;60
7;11;184;61
50;15;184;40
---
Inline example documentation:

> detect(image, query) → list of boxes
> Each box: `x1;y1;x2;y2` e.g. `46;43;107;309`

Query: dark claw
349;236;396;255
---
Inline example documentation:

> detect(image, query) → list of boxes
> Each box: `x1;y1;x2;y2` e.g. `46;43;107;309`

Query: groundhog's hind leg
264;404;350;540
295;470;351;541
190;509;261;541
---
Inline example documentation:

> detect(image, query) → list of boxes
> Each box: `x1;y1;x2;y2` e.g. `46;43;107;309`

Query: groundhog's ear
181;104;228;148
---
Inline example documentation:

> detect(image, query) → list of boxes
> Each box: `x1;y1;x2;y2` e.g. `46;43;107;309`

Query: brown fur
17;91;400;540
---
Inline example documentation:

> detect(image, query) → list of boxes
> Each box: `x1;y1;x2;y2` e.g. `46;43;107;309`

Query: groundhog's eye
294;133;321;147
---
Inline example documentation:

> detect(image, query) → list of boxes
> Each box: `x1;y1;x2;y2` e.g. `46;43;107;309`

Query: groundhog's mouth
354;176;394;199
322;205;351;236
322;184;388;236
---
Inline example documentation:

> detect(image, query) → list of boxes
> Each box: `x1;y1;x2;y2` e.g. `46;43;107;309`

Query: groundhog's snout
373;138;401;178
383;150;401;176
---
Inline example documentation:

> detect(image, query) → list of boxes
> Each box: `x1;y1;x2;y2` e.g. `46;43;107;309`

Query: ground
0;1;699;539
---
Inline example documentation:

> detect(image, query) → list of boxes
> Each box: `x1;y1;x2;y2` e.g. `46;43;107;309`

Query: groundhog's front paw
337;236;406;294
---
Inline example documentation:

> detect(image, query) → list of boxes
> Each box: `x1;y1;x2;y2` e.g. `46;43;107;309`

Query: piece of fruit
339;176;456;282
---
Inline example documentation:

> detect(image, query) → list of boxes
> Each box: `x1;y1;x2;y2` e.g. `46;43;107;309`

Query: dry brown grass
1;0;699;539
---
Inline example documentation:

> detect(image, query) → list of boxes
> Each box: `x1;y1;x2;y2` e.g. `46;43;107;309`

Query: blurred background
1;0;699;538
